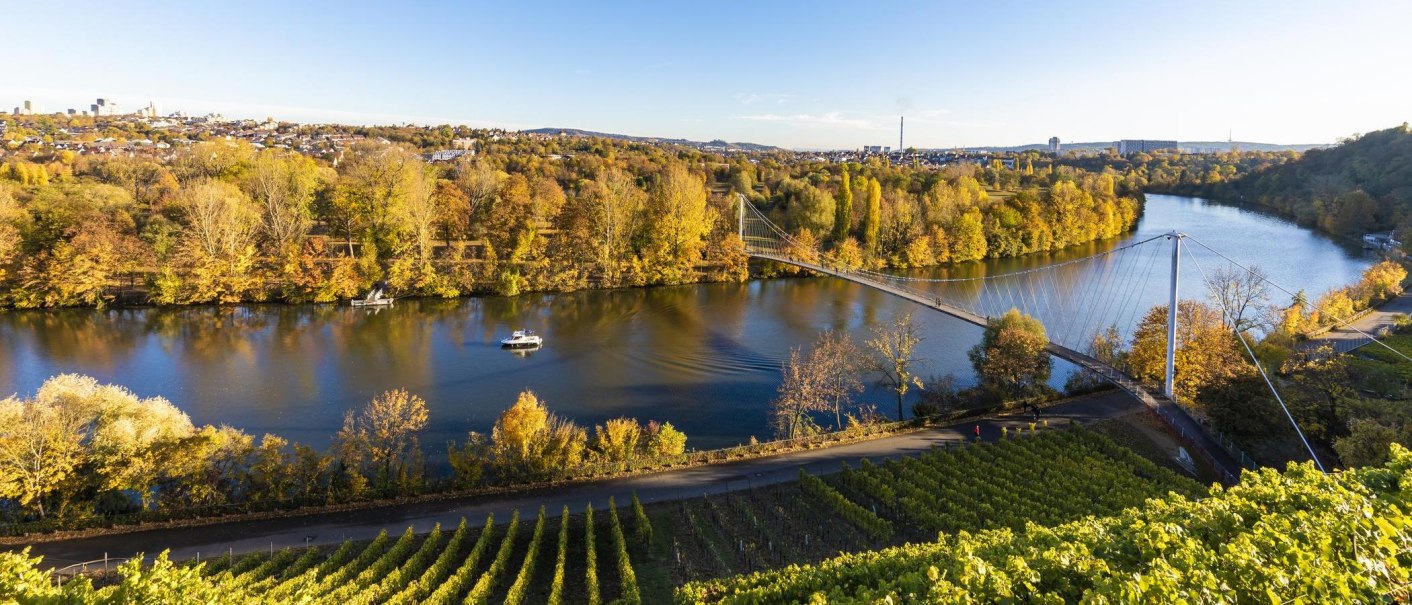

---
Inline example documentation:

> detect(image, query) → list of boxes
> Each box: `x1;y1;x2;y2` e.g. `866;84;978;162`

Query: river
0;194;1377;451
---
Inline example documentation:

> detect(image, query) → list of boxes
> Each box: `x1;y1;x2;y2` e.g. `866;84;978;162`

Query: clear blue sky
6;0;1410;149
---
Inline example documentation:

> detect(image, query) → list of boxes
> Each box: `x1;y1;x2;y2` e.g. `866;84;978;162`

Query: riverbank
0;386;1111;542
16;390;1148;569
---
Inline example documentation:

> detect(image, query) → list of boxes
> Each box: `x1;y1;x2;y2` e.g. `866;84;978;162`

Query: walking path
1307;291;1412;354
21;391;1141;569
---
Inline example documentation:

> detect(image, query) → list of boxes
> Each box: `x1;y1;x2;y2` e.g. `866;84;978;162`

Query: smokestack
899;116;904;152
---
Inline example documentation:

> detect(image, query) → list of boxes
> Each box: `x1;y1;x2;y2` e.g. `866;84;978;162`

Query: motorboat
500;329;543;348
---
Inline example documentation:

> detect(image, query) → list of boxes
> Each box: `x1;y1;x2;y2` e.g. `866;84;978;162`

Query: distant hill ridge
953;141;1327;153
522;127;784;152
522;127;1321;154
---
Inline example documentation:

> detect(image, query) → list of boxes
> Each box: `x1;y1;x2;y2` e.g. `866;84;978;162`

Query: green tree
968;309;1052;400
833;168;853;241
862;177;881;253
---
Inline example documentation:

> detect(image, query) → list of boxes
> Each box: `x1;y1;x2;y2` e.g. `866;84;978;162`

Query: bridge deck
751;252;1244;483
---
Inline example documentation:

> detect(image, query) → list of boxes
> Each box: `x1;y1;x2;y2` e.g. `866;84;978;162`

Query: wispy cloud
736;112;884;130
735;92;794;105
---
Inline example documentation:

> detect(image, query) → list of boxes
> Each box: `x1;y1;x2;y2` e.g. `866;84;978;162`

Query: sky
5;0;1411;149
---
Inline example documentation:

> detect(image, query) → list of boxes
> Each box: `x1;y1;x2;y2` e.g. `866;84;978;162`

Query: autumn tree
813;330;865;430
0;185;19;286
1352;260;1406;307
643;164;711;284
782;179;834;236
969;309;1052;401
949;209;988;262
593;418;642;470
1128;301;1249;404
643;421;687;458
332;142;422;259
335;389;429;492
176;179;261;303
770;347;830;439
490;390;587;481
452;159;505;236
824;237;865;271
389;165;440;290
0;395;86;517
245;149;325;256
587;168;646;285
35;374;199;509
868;312;926;421
432;179;470;247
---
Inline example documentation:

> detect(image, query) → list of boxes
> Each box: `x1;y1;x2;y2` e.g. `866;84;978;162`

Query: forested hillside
1221;124;1412;237
0;125;1139;308
1059;123;1412;241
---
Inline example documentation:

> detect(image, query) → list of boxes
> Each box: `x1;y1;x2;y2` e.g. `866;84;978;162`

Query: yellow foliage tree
491;390;587;481
593;418;642;470
1128;301;1249;405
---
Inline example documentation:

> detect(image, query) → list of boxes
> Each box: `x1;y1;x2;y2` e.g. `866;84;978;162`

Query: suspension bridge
737;195;1409;482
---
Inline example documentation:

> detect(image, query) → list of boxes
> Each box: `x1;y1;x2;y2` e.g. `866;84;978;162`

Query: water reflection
0;195;1376;450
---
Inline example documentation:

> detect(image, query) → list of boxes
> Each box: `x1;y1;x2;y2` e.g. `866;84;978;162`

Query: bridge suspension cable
1184;235;1412;365
740;195;1412;477
740;196;1174;360
738;195;1252;480
1182;243;1326;471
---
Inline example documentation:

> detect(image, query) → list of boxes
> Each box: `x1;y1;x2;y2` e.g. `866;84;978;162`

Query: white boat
351;286;394;307
500;329;543;348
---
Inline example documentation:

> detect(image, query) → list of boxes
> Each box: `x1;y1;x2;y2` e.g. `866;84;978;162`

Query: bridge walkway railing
749;249;1246;484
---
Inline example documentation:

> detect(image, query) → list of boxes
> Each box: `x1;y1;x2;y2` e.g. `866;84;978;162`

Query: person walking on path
974;424;981;440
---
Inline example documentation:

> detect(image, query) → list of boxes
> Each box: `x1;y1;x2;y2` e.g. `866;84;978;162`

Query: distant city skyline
6;0;1410;149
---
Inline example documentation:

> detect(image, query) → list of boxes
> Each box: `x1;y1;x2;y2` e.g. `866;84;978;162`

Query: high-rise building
93;98;122;116
1048;136;1061;153
1116;139;1178;154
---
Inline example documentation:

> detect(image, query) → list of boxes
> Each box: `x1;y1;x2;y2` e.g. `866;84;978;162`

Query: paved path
20;391;1141;569
1307;291;1412;354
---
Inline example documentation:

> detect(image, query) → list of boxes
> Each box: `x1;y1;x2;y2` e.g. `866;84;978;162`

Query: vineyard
8;426;1218;603
679;446;1412;603
649;426;1205;587
7;497;651;604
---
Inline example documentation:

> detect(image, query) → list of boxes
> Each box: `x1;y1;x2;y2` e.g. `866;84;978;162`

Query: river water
0;195;1377;450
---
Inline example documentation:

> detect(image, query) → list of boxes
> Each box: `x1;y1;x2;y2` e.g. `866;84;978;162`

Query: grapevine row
607;496;641;604
502;506;547;605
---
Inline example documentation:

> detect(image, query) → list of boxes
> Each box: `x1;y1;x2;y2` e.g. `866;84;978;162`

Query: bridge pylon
1164;231;1184;401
